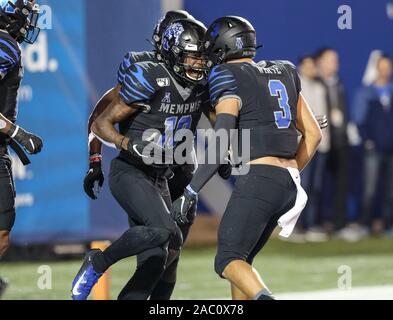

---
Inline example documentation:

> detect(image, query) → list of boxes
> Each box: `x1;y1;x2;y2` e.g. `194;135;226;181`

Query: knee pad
154;227;173;245
133;226;173;248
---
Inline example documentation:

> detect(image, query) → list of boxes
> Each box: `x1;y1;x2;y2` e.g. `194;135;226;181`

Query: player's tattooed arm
84;86;121;199
91;95;137;150
295;93;322;171
88;85;121;154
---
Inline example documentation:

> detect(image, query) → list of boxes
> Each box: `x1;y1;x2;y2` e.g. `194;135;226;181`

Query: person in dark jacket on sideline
353;54;393;236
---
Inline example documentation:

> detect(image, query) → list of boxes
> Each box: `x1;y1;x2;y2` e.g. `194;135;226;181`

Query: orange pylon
91;241;111;300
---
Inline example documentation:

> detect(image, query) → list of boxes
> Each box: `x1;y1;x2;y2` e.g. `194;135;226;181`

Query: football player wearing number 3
170;16;322;300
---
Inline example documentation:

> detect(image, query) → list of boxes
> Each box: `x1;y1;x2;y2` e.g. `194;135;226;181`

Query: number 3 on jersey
268;80;292;129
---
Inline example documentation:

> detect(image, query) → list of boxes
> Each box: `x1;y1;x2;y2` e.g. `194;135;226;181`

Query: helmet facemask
173;46;209;83
23;2;40;44
1;0;40;44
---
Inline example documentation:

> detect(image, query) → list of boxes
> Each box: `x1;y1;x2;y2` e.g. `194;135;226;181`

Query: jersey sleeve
117;52;133;84
208;65;240;108
119;62;157;106
280;60;302;95
0;38;20;80
117;51;156;84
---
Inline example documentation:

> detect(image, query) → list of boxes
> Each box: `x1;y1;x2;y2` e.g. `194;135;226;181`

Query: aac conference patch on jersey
156;77;170;87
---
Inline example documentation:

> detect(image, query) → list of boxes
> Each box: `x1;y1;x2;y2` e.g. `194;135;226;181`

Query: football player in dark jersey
81;11;230;300
0;0;43;298
82;10;207;301
171;16;322;300
71;18;214;300
84;10;195;179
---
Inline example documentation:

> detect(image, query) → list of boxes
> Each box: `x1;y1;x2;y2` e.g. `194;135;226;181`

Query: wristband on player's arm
188;113;237;193
89;153;102;164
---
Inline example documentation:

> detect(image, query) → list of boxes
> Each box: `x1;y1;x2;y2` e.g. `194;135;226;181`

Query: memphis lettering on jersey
158;100;202;115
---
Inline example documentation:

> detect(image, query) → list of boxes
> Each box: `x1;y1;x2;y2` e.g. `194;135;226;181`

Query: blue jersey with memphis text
0;30;23;146
118;60;210;164
208;60;301;160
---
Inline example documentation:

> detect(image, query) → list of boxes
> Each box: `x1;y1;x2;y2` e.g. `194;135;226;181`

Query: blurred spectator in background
315;48;350;235
297;55;330;242
352;54;393;237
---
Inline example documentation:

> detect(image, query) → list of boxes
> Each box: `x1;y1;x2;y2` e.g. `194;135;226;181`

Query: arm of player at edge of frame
295;93;322;172
88;85;121;154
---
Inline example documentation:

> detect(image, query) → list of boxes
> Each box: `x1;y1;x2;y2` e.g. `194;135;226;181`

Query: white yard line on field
276;285;393;300
203;285;393;300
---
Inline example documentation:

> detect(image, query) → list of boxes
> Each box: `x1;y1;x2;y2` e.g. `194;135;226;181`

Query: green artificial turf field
1;238;393;300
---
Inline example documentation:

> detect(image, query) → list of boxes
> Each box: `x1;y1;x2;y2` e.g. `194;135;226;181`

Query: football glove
218;163;232;180
171;186;198;225
10;125;43;154
83;154;104;200
127;137;171;166
316;114;328;129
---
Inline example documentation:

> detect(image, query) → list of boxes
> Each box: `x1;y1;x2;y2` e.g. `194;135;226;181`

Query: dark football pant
151;164;195;298
0;154;15;232
91;157;180;300
215;165;297;277
117;163;196;300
